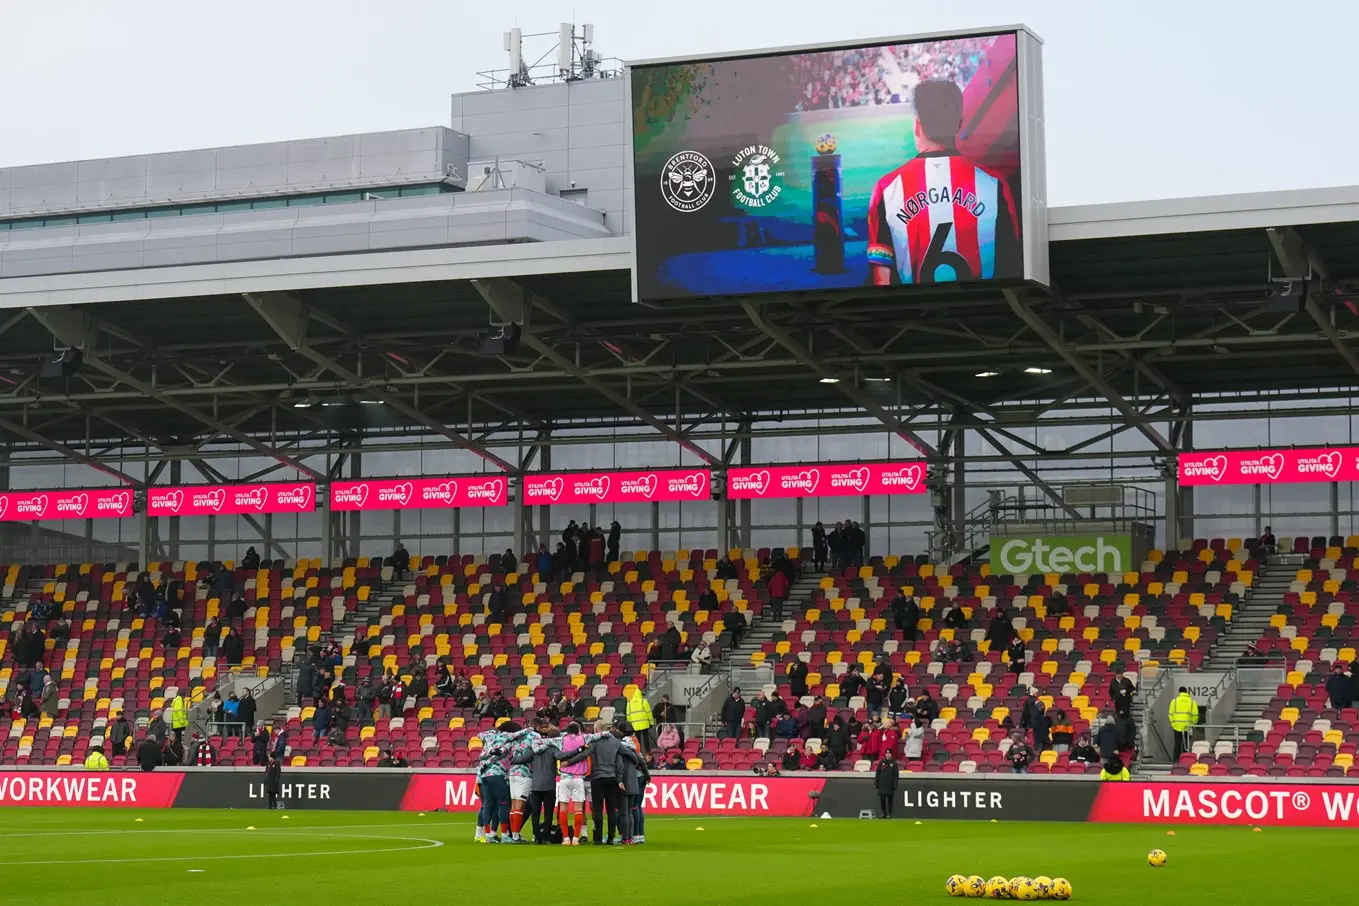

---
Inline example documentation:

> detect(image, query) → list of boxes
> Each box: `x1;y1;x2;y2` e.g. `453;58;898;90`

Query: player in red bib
867;79;1021;286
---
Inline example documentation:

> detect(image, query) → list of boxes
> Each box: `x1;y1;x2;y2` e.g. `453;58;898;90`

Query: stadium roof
0;185;1357;476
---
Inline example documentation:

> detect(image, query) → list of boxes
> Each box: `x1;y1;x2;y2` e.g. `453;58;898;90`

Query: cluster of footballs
945;876;1072;900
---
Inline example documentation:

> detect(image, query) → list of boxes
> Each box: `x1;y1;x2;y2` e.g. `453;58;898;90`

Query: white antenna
505;27;532;87
557;23;573;78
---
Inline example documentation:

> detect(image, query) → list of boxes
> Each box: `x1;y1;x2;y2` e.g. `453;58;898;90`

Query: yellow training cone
695;826;705;831
246;826;256;830
134;818;144;823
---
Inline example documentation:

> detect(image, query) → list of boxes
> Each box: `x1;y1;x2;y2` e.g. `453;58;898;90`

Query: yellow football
814;132;837;155
1050;878;1072;900
985;876;1011;899
1148;848;1168;867
947;875;968;897
964;875;987;898
1032;876;1053;899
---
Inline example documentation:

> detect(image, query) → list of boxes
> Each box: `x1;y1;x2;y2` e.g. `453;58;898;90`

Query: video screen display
630;31;1029;300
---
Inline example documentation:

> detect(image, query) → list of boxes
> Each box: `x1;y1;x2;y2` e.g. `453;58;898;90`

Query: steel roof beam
27;307;325;480
471;278;720;466
740;302;940;461
1266;226;1359;380
1003;289;1174;452
0;414;142;487
243;291;515;473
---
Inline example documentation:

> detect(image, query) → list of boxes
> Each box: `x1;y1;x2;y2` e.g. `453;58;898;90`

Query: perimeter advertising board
992;535;1132;574
628;27;1048;302
1179;446;1359;486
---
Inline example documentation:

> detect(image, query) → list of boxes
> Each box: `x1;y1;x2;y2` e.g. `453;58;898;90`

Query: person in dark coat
805;697;827;738
1030;701;1052;752
724;608;747;648
607;521;622;563
136;736;163;772
264;755;283;810
251;722;270;766
840;665;867;703
486;583;509;624
811;522;828;572
241;546;261;571
1328;664;1353;710
1019;689;1040;730
913;690;939;724
1006;637;1027;676
874;753;900;818
986;608;1015;652
1095;716;1122;764
220;628;244;664
787;659;809;698
866;672;888;715
658;624;682;661
1109;675;1136;719
226;591;247;622
752;692;774;739
720;689;746;739
943;604;968;630
891;592;920;642
825;715;851;764
237;689;258;736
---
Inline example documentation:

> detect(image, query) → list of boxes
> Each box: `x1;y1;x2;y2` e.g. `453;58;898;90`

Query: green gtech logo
995;535;1131;574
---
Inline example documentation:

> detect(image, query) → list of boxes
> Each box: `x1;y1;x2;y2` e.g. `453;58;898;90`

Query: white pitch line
3;833;443;867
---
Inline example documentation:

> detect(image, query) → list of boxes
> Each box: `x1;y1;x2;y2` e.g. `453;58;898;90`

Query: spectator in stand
774;709;798;739
1070;732;1100;765
203;617;221;659
357;674;378;721
491;691;511;720
1050;709;1075;751
191;732;218;766
751;692;774;739
535;544;554;580
691;641;712;673
656;623;681;661
1260;525;1277;555
720;688;745;739
873;718;900;760
607;520;622;563
313;698;330;744
331;681;350;733
551;542;571;582
811;522;828;572
252;722;271;766
865;669;889;716
724;606;747;648
108;711;133;756
170;693;189;746
271;723;290;763
501;548;517;572
825;714;851;764
1007;732;1034;774
787;657;809;699
652;693;679;727
806;696;828;738
1006;637;1027;676
486;582;509;625
943;602;969;630
839;665;866;704
16;622;45;668
850;521;867;567
587;528;605;571
453;672;475;708
904;718;926;762
891;591;920;643
435;665;456;699
1095;716;1122;766
782;744;803;771
137;734;163;772
407;664;429;702
715;556;738;581
914;690;939;724
39;675;58;718
30;598;54;622
767;566;790;622
241;546;260;571
667;752;687;770
226;590;247;623
827;522;844;571
222;693;241;737
800;746;820;771
816;743;840;771
986;607;1015;652
220;627;244;665
874;751;899;818
50;617;71;645
1109;674;1136;719
858;720;880;761
163;735;185;766
390;542;411;580
1030;701;1052;753
378;748;409;768
697;585;719;613
1327;662;1353;710
888;678;912;717
1046;590;1068;616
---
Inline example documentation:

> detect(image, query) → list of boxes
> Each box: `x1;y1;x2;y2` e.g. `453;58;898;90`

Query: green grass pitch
0;809;1345;904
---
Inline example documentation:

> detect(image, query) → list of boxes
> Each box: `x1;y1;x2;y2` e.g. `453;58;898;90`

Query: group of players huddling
474;716;650;845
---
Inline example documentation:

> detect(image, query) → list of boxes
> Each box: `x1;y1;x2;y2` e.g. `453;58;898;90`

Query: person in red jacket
768;569;790;622
874;719;900;760
859;722;881;761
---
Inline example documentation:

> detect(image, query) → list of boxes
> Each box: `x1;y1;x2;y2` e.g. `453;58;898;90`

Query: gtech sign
994;535;1132;574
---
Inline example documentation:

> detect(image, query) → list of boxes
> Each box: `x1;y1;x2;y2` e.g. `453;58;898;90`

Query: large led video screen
629;29;1046;301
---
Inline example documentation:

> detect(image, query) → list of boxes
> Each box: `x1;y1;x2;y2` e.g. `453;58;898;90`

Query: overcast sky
0;0;1347;206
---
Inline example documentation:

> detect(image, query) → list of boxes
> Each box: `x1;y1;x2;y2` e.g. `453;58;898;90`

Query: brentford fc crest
661;150;716;213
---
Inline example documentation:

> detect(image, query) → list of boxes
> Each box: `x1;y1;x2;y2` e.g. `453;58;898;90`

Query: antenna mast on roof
483;24;619;90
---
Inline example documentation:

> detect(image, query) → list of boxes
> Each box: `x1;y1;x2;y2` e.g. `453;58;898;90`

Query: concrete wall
0;128;468;217
451;78;628;234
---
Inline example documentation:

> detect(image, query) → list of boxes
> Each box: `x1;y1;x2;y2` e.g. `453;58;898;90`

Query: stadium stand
2;536;1289;774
